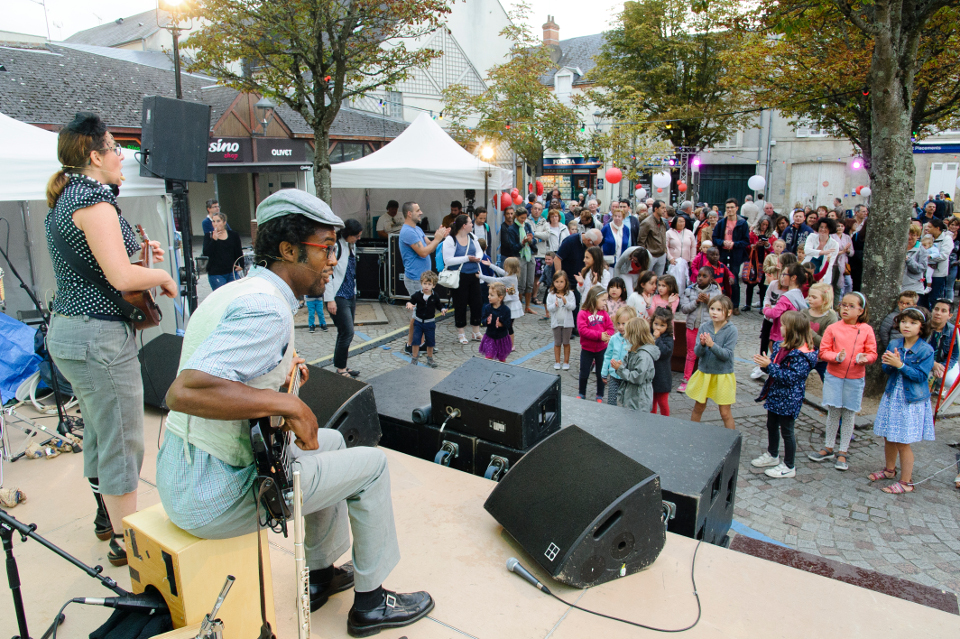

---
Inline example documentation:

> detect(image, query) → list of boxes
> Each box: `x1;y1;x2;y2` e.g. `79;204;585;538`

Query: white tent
328;113;513;235
0;113;182;335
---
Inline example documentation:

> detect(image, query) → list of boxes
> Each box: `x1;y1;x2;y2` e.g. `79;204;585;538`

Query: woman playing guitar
44;112;177;567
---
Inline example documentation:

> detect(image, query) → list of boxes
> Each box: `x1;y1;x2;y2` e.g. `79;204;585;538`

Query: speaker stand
166;179;199;313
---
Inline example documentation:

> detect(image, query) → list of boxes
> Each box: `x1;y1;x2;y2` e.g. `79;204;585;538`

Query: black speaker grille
484;425;654;571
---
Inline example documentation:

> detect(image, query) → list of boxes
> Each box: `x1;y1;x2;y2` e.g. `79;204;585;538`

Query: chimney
542;15;559;46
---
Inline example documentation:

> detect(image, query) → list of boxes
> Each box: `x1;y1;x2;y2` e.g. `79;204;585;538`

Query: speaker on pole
139;333;184;410
484;426;665;588
140;96;211;183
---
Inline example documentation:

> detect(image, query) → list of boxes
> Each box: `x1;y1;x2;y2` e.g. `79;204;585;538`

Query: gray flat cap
256;189;344;229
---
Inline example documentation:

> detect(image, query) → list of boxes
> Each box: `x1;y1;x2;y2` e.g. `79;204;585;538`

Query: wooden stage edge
268;448;958;639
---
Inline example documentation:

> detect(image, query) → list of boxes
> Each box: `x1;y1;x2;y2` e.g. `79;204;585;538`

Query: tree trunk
314;126;333;204
861;9;918;397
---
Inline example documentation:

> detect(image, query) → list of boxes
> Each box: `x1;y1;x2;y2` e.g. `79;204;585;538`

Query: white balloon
860;187;871;197
652;171;671;188
636;187;647;199
747;175;766;191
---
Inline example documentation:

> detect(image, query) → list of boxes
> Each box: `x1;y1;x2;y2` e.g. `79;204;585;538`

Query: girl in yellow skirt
686;295;739;429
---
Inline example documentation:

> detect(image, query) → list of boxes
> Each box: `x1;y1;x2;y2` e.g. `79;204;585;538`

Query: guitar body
123;224;162;330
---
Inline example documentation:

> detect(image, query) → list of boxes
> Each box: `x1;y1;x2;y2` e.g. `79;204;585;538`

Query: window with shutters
712;131;743;149
795;119;829;138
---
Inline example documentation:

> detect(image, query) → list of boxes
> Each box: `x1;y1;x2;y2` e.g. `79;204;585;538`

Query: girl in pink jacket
577;285;615;402
763;263;809;346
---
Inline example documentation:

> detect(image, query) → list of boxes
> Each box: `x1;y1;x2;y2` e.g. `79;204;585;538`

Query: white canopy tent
329;112;513;233
0;112;183;334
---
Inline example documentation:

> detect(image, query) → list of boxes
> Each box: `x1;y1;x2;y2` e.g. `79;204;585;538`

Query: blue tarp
0;312;41;404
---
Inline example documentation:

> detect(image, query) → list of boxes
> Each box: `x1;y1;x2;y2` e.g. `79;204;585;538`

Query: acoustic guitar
122;224;163;330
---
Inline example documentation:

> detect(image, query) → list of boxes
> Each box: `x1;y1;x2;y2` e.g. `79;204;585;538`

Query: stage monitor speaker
139;333;183;410
484;425;665;588
368;365;450;427
567;401;741;546
140;96;211;183
298;365;381;447
430;358;560;450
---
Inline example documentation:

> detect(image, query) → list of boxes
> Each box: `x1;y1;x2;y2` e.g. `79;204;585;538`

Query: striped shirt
155;266;299;530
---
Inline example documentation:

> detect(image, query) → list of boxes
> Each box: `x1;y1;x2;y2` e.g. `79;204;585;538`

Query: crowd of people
385;191;960;494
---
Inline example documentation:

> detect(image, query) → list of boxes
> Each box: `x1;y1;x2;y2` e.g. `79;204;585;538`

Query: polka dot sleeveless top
45;174;140;317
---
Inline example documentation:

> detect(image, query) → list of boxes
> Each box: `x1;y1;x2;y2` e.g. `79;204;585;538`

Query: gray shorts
47;314;144;495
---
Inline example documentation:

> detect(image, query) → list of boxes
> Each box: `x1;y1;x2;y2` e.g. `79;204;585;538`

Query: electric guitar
121;224;162;330
249;356;303;537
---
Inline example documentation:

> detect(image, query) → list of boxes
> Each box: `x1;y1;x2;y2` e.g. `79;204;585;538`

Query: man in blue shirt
201;198;231;235
399;201;448;354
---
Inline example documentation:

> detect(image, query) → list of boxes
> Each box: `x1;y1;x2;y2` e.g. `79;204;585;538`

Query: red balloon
678;182;688;193
605;167;623;184
536;180;544;196
528;183;533;193
500;192;512;210
855;186;863;195
657;188;663;193
513;194;523;205
511;188;519;197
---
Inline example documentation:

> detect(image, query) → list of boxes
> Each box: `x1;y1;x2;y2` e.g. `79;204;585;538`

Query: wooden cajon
122;503;276;639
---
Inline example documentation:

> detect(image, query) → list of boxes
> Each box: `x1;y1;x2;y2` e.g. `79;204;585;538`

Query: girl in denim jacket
870;307;935;494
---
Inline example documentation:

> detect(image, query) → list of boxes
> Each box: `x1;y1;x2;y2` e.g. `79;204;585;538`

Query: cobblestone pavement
198;275;960;600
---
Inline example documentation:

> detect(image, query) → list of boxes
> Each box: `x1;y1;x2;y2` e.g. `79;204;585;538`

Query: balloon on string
528;183;533;193
860;187;871;197
747;175;766;191
678;181;687;193
652;171;671;188
511;188;519;197
855;186;863;195
512;193;523;205
605;167;623;184
500;192;512;210
636;187;647;199
536;180;544;196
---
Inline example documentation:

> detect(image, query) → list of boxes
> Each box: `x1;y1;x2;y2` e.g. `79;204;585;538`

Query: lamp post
254;96;277;135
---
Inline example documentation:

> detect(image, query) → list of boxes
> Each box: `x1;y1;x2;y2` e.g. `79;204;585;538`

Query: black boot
90;478;112;541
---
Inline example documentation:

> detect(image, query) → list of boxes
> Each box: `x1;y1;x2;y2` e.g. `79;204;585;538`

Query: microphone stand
1;509;129;639
0;240;82;439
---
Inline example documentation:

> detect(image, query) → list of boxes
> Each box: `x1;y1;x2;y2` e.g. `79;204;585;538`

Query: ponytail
46;170;70;208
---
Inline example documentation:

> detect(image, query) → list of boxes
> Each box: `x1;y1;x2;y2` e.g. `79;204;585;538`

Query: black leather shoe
347;590;434;637
309;561;355;612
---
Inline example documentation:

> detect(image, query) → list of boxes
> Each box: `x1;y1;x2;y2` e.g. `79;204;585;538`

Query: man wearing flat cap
159;190;434;636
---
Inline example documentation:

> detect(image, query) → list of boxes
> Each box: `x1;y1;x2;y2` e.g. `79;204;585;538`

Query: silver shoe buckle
385;594;397;608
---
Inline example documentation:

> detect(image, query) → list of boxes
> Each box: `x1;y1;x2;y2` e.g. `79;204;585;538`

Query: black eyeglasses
97;143;123;157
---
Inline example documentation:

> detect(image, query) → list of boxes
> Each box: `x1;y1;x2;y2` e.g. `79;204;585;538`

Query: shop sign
913;143;960;154
543;156;603;170
208;137;252;163
255;138;307;163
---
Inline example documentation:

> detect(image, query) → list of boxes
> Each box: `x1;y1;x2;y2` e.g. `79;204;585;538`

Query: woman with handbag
44;113;177;567
442;214;484;343
325;218;364;377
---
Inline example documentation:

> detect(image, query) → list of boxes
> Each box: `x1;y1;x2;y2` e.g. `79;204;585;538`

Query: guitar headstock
135;224;150;244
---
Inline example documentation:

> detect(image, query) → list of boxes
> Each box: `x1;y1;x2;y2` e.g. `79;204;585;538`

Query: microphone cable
517;540;703;633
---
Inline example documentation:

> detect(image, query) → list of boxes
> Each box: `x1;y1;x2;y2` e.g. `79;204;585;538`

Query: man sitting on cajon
157;190;434;637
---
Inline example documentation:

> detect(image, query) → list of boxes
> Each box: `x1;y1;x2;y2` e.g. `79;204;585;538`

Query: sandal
458;334;470;345
954;474;960;489
472;332;482;341
868;467;896;481
341;368;360;377
108;533;127;567
881;480;914;494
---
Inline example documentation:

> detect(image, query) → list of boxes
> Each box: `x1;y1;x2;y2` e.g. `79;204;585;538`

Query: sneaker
309;326;316;333
577;395;584;400
562;363;570;370
404;344;413;355
751;452;780;468
764;463;796;479
596;397;603;403
320;325;328;332
677;382;687;393
741;305;752;312
834;455;849;471
554;363;561;370
426;357;438;369
750;366;766;380
807;449;835;462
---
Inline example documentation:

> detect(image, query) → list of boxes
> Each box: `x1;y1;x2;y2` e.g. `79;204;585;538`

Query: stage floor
1;406;956;638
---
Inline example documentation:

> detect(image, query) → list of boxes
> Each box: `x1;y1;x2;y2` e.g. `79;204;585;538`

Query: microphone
506;557;551;594
72;592;168;613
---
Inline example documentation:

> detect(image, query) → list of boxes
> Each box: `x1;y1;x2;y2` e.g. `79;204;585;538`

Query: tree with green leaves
586;0;752;153
441;2;582;176
734;0;957;396
185;0;451;202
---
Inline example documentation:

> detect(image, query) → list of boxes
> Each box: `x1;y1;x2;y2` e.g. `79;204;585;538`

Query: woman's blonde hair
503;257;521;276
624;316;655;351
808;282;833;311
780;310;814;351
908;221;922;238
488;281;506;300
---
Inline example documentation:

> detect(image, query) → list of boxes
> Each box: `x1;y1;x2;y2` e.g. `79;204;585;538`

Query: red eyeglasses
301;242;336;258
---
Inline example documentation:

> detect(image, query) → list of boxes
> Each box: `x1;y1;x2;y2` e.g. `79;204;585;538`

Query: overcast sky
7;0;622;41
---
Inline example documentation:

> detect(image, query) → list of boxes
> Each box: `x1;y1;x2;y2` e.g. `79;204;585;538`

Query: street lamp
158;0;197;100
593;110;602;131
479;145;494;161
254;96;277;136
